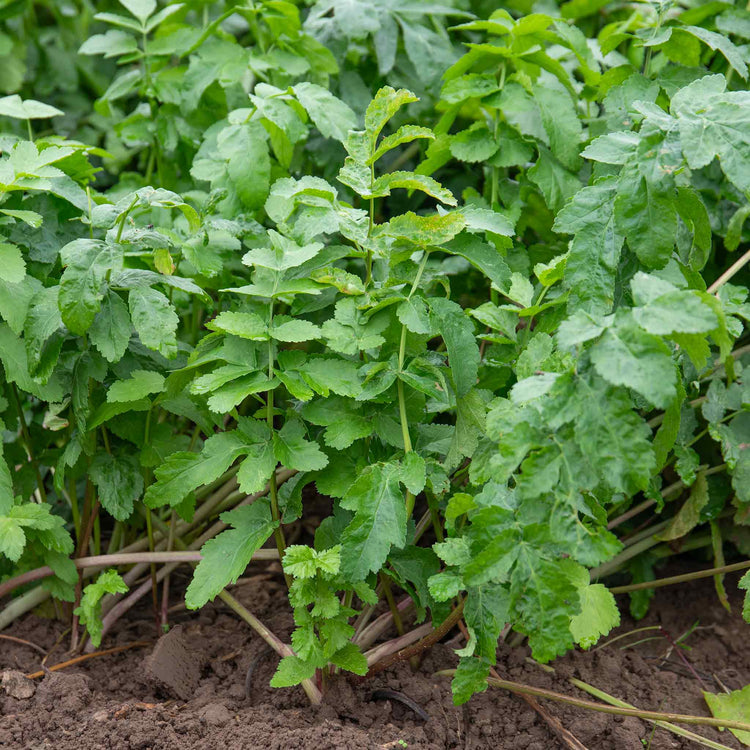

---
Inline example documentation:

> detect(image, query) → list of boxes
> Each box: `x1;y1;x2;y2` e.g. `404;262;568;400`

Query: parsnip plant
0;0;748;707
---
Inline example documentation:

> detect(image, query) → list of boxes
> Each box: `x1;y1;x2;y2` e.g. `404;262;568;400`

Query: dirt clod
1;670;35;699
144;624;203;701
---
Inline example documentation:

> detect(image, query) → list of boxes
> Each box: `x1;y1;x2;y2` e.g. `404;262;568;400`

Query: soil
1;562;748;750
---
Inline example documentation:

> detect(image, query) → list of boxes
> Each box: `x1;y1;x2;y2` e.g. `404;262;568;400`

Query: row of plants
0;0;748;721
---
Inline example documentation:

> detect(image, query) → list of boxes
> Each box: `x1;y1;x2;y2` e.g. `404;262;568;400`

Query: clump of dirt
1;565;748;749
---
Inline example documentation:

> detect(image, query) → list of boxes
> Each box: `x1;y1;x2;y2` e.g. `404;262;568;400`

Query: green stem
10;383;48;504
435;670;750;733
266;300;291;588
380;573;405;637
609;559;750;595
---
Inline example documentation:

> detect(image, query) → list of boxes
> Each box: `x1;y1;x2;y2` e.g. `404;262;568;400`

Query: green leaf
73;570;128;648
206;311;267;340
128;287;179;358
273;421;328;472
658;472;709;541
527;147;582;213
681;26;747;80
270;317;321;343
575;375;656;495
740;570;750;624
340;463;407;580
703;685;750;745
726;204;750;252
671;75;750;193
329;643;368;675
0;242;24;283
450;123;498;163
397;296;434;335
0;94;63;119
370;125;434;164
185;500;277;609
614;175;676;269
0;323;64;402
371;171;457;206
631;281;718;335
89;291;131;363
567;565;620;649
243;231;323;272
452;656;491;705
293;82;357;143
108;370;165;403
534;85;582;172
400;452;426;495
429;297;480;397
553;179;622;315
590;316;676;408
59;240;121;335
89;453;144;521
144;431;250;509
270;655;316;687
377;211;466;246
363;86;418;149
119;0;156;24
444;234;512;291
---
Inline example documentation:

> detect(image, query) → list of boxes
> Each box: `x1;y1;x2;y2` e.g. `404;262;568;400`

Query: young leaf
73;570;128;648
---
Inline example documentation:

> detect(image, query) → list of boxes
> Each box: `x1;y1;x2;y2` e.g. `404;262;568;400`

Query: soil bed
1;563;747;749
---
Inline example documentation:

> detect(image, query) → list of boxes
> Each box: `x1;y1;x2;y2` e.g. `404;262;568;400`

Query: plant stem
367;598;465;676
707;246;750;294
266;300;291;588
10;383;47;504
217;589;322;705
380;573;405;636
436;670;750;733
609;559;750;594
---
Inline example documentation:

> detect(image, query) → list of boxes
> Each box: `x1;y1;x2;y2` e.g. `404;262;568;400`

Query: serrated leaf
73;570;128;647
119;0;156;23
590;316;676;408
340;463;407;580
377;211;466;246
144;431;249;509
270;317;321;342
89;453;144;521
0;242;24;283
567;563;620;649
186;500;277;609
59;240;121;335
270;655;316;687
89;291;131;363
671;76;750;192
293;82;357;143
703;685;750;745
128;287;178;358
273;421;328;472
371;171;457;206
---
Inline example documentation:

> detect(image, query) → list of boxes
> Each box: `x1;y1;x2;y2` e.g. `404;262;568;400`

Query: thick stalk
436;671;750;733
367;599;465;677
609;559;750;595
217;590;322;705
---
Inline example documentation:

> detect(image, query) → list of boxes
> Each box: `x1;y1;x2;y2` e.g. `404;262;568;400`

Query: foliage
0;0;748;706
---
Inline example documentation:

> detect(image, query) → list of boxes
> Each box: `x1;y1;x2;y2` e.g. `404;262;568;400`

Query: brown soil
1;563;748;750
